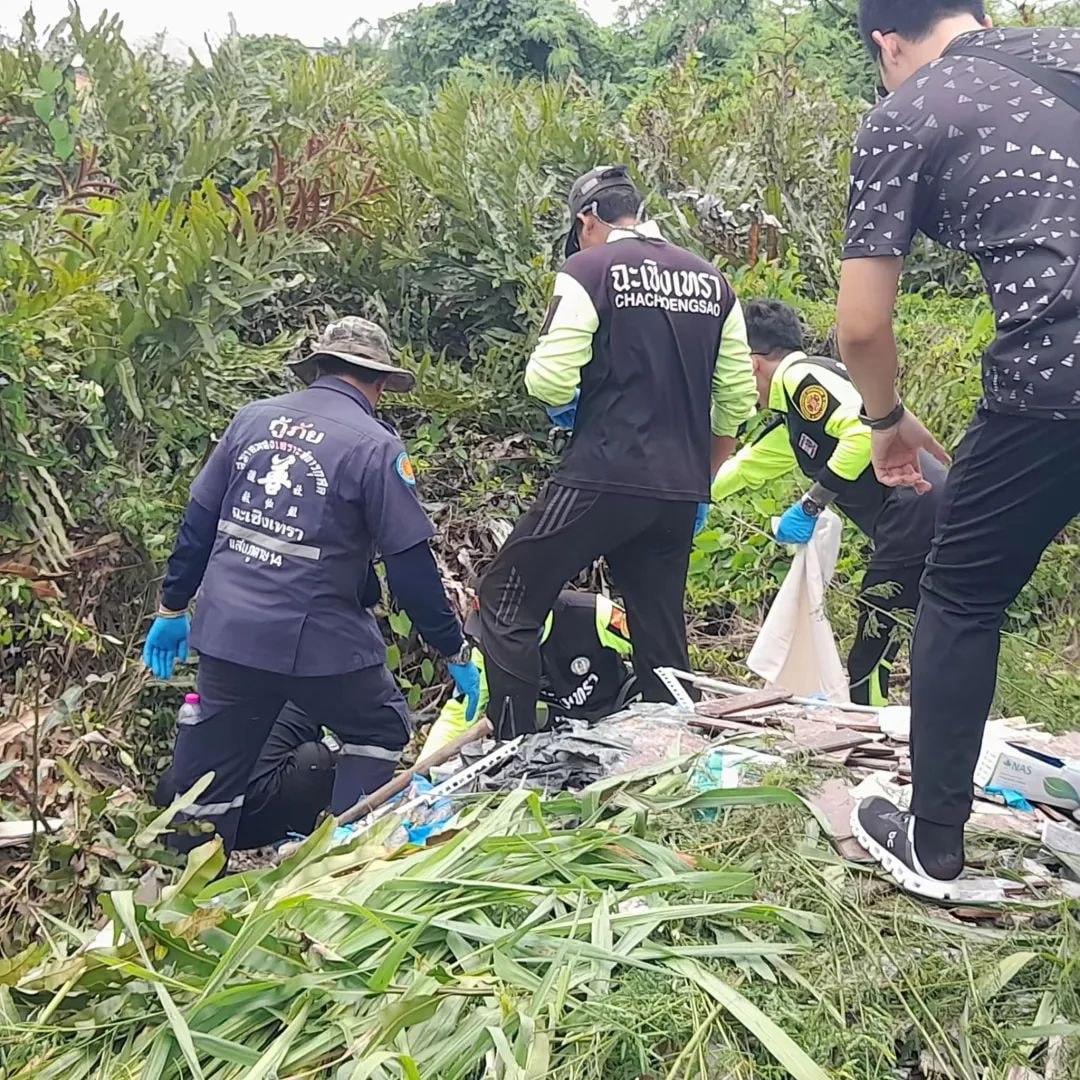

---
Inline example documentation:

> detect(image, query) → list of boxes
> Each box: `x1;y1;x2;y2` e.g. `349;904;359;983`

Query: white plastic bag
746;509;850;703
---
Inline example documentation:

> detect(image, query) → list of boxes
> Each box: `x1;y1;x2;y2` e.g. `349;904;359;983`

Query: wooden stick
668;669;883;716
689;716;770;736
695;688;792;718
336;718;494;826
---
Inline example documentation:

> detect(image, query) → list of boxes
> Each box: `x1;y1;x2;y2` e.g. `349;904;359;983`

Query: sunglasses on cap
564;165;639;258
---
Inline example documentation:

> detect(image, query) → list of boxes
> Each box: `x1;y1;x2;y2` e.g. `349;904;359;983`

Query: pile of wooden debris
672;669;1080;907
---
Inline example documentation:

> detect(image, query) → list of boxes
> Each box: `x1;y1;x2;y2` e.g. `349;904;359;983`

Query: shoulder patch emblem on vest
394;451;416;486
797;385;828;422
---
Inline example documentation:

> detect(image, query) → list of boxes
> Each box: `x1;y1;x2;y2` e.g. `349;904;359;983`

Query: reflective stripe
496;565;525;625
177;794;245;817
217;520;322;561
595;594;633;658
338;743;402;761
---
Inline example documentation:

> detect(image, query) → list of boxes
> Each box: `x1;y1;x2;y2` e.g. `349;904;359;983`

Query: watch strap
448;642;473;666
859;399;906;431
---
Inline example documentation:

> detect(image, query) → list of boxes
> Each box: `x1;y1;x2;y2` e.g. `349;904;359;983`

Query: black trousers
238;703;334;847
848;559;923;707
909;408;1080;827
168;655;409;853
479;483;697;738
156;701;335;850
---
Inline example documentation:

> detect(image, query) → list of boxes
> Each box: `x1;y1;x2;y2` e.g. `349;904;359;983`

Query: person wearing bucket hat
477;164;757;739
141;315;480;855
285;316;417;392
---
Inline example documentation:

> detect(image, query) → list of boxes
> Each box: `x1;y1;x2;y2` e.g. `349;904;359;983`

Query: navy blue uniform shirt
184;377;435;676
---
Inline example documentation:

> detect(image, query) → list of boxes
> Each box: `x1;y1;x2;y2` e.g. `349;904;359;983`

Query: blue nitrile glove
142;614;190;681
545;390;580;431
983;786;1035;812
694;502;709;536
448;659;482;722
775;502;818;545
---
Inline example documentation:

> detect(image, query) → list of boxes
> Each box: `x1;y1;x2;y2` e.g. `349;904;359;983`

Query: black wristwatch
800;494;826;518
448;641;473;666
859;399;906;431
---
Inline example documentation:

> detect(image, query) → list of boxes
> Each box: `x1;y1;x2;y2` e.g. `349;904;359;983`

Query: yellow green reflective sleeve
822;407;873;483
524;272;599;406
776;355;814;409
711;421;796;502
423;648;489;755
710;300;758;438
594;594;633;657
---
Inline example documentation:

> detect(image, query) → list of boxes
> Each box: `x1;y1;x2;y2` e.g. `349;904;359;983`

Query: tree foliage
1;0;1078;818
2;5;1080;1072
384;0;621;82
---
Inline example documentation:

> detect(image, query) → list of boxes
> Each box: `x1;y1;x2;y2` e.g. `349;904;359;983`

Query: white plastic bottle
178;692;201;727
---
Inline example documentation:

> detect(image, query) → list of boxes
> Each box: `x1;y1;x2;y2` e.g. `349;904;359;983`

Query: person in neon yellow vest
156;588;636;847
424;589;635;755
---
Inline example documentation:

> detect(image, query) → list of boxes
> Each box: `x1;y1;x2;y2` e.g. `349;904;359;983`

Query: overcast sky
5;1;623;54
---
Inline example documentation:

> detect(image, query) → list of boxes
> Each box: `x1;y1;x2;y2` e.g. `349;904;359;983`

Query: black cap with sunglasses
563;165;644;258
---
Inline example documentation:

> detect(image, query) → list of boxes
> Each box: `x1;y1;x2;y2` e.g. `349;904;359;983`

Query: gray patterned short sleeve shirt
843;27;1080;418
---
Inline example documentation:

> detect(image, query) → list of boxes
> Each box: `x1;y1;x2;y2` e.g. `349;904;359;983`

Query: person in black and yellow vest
709;300;945;705
425;589;637;754
155;590;636;849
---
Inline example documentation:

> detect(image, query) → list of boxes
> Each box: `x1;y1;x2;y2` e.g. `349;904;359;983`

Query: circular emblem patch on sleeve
797;385;828;422
394;451;417;486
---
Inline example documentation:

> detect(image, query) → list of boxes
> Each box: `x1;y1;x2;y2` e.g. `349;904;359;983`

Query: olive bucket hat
287;316;416;392
564;164;643;258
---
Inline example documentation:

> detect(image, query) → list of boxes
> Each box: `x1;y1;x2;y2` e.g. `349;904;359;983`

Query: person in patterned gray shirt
836;1;1080;898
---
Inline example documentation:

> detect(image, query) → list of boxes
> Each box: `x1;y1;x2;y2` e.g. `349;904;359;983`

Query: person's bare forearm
836;257;904;419
711;435;737;478
838;324;900;418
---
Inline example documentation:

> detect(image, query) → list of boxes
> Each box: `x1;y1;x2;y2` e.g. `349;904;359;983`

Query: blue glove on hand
545;390;580;431
448;659;482;723
143;615;190;681
775;501;818;545
694;502;710;536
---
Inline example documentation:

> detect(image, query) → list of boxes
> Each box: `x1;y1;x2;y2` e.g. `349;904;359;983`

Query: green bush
1;0;1077;738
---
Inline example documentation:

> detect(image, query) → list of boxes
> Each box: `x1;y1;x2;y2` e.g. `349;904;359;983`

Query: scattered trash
588;704;712;771
689;746;782;818
974;741;1080;812
460;727;625;792
807;778;876;863
672;670;1080;902
332;775;456;848
983;786;1035;812
456;705;711;793
878;705;911;742
1042;820;1080;880
0;819;64;848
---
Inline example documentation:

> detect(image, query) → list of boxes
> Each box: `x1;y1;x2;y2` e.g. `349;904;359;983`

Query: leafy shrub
1;0;1077;762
